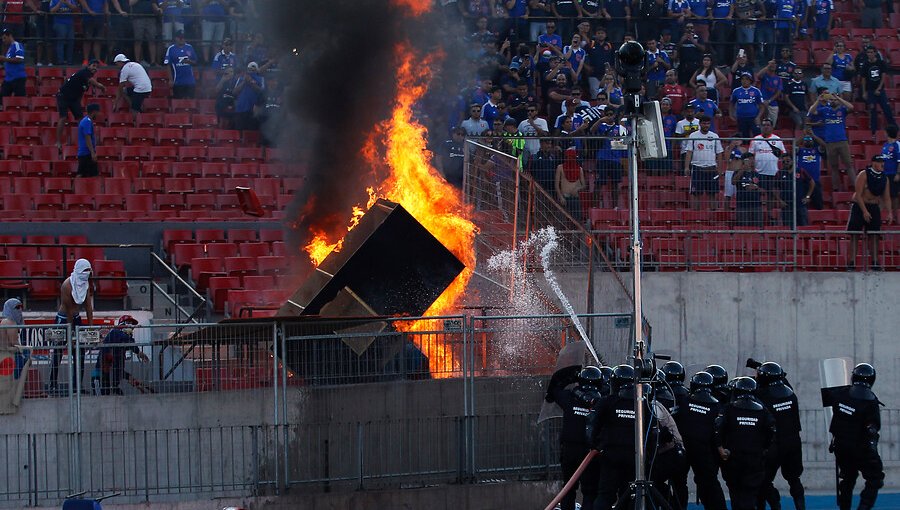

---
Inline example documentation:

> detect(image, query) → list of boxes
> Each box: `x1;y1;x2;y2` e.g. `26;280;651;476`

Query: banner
0;346;30;415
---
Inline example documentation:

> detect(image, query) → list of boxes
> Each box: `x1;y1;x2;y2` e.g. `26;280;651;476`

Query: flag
0;346;30;415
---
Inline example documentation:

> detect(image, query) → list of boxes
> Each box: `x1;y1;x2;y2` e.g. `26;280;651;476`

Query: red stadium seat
257;256;287;276
148;146;179;161
64;194;95;211
0;160;21;177
259;229;284;243
172;162;203;178
112;161;141;179
93;259;128;302
207;243;238;259
135;177;164;194
283;178;302;193
230;162;259;178
193;177;224;193
73;179;102;195
5;144;32;159
201;162;229;178
96;194;125;210
142;161;172;178
186;194;216;210
15;177;41;194
215;130;241;146
34;194;64;210
164;177;193;193
207;146;235;162
208;276;240;313
227;229;257;243
100;126;129;146
12;127;43;145
0;111;20;126
255;178;282;197
184;128;214;146
165;113;192;128
242;275;274;291
120;145;147;161
30;96;57;111
171;243;205;269
192;113;217;128
216;194;240;210
105;177;132;195
126;193;154;212
235;147;264;162
142;98;169;113
224;256;257;280
195;229;226;244
170;99;198;113
156;128;184;146
44;177;72;193
155;194;185;211
270;242;286;256
238;242;270;258
21;160;53;178
2;96;29;111
128;127;156;146
0;260;29;291
178;146;206;162
21;112;53;127
25;259;61;300
189;256;225;293
138;113;165;128
95;146;121;161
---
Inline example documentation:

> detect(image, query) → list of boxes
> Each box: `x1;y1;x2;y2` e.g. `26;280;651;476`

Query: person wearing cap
48;0;76;65
99;315;149;395
234;61;265;131
848;154;893;270
113;53;153;128
55;59;106;150
730;71;763;139
211;38;237;76
164;30;198;99
0;29;26;98
76;103;101;177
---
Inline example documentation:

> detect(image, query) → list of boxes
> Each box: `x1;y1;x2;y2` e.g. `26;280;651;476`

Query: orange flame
302;50;474;377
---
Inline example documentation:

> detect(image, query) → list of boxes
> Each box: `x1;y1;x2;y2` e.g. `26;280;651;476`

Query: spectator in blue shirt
730;72;764;138
755;60;783;124
687;84;722;129
211;37;237;75
796;128;826;209
882;124;900;223
710;0;734;61
645;38;671;99
0;30;26;98
164;30;198;98
807;90;853;192
811;0;832;40
773;0;797;54
159;0;185;45
80;0;106;63
537;21;564;64
76;104;101;177
49;0;76;65
234;61;265;131
200;0;228;63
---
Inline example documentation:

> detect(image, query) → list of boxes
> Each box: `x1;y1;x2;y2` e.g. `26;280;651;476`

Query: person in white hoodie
48;258;93;393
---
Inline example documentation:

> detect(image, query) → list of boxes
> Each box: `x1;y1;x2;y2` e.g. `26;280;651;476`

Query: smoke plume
259;1;462;258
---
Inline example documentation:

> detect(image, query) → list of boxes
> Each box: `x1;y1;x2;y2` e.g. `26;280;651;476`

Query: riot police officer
677;372;728;510
755;362;805;510
715;377;776;510
705;364;730;406
662;361;691;417
589;364;683;510
825;363;885;510
546;365;604;510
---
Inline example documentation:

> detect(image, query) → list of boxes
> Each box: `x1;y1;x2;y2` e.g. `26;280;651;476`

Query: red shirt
660;83;688;115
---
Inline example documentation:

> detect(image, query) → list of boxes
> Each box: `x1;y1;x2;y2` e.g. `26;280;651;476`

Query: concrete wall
560;271;900;407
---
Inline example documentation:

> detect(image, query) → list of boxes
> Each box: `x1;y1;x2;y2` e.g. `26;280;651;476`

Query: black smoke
258;1;466;261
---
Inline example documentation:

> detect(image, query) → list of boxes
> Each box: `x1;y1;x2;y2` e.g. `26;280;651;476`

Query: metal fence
466;135;900;271
1;319;898;506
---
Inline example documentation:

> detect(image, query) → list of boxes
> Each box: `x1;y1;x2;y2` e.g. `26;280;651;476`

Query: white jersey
518;117;549;155
118;61;152;93
749;134;785;176
685;130;724;167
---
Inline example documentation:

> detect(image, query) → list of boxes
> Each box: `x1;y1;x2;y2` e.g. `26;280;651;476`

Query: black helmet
851;363;876;388
662;361;686;383
705;364;729;389
689;371;714;393
732;376;757;397
599;366;613;383
756;362;785;386
611;364;635;392
578;366;603;387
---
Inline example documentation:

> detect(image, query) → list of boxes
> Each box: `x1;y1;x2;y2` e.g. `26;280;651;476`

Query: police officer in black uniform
678;372;728;510
715;377;777;510
755;362;806;510
663;361;691;416
824;363;885;510
589;364;683;510
657;362;691;510
546;365;604;510
705;364;730;406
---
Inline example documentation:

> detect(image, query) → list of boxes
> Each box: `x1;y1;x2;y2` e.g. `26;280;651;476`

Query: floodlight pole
627;109;648;510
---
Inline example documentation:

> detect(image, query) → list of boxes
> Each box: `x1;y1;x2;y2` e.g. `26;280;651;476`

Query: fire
301;2;476;377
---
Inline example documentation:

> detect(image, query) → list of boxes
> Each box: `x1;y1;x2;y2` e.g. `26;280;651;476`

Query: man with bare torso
48;259;93;393
848;155;893;270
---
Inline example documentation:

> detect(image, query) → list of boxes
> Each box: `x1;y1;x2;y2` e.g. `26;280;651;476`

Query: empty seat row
163;228;283;254
0;209;285;222
3;95;217;115
2;144;288;163
0;192;294;213
171;243;287;269
0;161;304;180
0;258;128;300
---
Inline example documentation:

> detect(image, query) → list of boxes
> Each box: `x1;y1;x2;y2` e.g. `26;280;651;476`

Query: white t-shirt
749;134;785;176
119;62;153;93
518;117;549;155
685;130;723;167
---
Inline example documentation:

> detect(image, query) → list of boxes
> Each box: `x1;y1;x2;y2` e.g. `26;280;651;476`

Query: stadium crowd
436;0;900;235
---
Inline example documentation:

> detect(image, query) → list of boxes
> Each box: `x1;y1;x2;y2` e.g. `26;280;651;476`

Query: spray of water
487;226;601;366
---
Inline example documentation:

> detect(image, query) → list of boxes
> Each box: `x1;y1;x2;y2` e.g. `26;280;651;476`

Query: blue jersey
606;0;628;17
731;86;763;118
507;0;527;16
796;147;822;181
730;147;744;160
596;124;628;161
647;51;670;82
84;0;105;15
3;41;25;82
537;33;563;62
49;0;74;24
77;116;95;157
662;114;678;137
689;0;710;21
482;101;500;125
814;0;832;28
158;0;183;22
759;73;783;107
712;0;733;18
687;98;718;119
832;53;853;81
882;140;900;175
775;0;796;28
816;104;848;143
564;45;586;70
164;43;197;85
669;0;689;16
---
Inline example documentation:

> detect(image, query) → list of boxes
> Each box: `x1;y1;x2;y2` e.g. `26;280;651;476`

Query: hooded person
555;147;585;220
1;298;23;348
49;258;94;392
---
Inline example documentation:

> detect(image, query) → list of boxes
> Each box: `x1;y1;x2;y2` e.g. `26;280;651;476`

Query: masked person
1;298;23;348
545;365;603;510
715;377;776;510
99;315;150;395
847;155;893;270
755;362;806;510
49;258;93;393
824;364;884;510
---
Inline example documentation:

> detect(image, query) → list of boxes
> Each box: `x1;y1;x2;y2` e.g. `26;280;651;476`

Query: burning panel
279;198;465;318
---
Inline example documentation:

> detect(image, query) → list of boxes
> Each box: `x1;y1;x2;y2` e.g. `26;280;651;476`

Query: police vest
721;404;772;454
